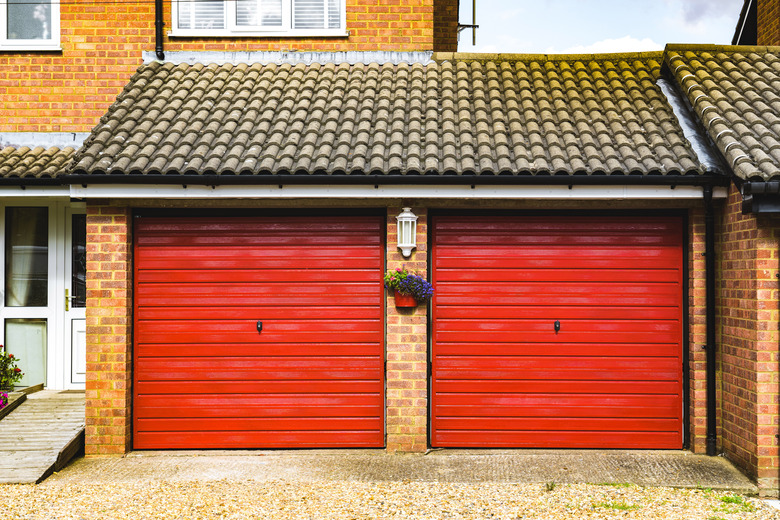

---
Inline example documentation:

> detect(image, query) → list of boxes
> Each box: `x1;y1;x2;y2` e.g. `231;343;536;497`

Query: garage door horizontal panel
138;257;381;270
435;416;681;432
137;319;381;336
136;342;383;358
435;306;680;321
138;330;381;344
434;392;679;409
138;233;381;247
435;256;679;270
435;268;679;284
434;379;680;394
137;380;383;395
437;319;680;334
136;216;380;233
134;431;383;450
138;357;380;374
434;405;678;420
138;294;381;307
434;355;679;372
136;306;382;321
437;282;680;297
434;343;680;357
435;330;680;344
137;416;383;432
433;217;678;234
431;431;681;449
138;246;378;260
138;269;381;284
136;398;381;418
137;282;379;298
138;368;380;382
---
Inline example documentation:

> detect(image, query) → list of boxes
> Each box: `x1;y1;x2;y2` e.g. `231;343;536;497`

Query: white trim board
68;184;729;200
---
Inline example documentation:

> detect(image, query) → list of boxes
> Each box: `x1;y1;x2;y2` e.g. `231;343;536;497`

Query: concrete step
0;390;85;484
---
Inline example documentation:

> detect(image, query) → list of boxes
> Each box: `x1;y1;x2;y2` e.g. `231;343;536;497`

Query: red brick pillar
85;203;133;455
689;207;709;453
719;184;780;495
385;206;428;452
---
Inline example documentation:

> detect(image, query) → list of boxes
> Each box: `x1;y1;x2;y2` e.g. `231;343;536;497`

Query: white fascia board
68;184;729;200
0;186;70;197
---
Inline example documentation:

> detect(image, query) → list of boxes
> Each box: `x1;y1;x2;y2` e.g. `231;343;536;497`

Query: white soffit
68;184;729;200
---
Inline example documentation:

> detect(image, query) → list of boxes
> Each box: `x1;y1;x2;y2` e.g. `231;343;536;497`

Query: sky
457;0;745;54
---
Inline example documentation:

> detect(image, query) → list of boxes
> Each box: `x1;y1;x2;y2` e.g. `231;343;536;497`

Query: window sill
168;29;349;38
0;45;62;52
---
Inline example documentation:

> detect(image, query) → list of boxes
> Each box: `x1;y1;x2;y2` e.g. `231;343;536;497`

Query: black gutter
741;181;780;214
155;0;165;61
704;185;718;456
64;173;730;187
0;177;65;187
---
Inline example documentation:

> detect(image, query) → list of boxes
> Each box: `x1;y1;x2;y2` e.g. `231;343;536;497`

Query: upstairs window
173;0;345;36
0;0;60;50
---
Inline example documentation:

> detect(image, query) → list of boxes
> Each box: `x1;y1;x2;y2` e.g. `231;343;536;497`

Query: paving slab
45;448;757;494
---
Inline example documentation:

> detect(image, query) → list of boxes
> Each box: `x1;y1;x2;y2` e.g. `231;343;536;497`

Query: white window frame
0;0;61;51
171;0;347;37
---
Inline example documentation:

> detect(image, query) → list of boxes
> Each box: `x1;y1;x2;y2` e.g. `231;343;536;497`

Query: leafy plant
592;501;639;511
384;266;434;302
0;391;7;410
715;494;755;513
0;345;24;390
545;480;556;492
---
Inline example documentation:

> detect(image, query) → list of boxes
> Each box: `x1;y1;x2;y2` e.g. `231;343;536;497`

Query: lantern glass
396;207;417;257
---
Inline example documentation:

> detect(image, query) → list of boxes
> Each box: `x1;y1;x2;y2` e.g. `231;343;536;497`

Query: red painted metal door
431;216;684;449
133;216;384;449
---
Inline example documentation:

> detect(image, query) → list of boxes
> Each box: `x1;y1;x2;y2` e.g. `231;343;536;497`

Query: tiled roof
72;54;707;180
0;146;74;180
666;45;780;182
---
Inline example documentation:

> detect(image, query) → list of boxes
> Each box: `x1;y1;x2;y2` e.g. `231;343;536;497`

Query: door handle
554;320;560;333
256;321;263;334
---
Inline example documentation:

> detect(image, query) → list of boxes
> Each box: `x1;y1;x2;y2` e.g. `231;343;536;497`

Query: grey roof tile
667;46;780;181
0;146;74;180
72;55;708;179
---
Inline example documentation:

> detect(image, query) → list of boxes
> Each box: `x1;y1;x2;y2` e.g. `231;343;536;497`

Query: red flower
13;368;20;372
8;354;13;359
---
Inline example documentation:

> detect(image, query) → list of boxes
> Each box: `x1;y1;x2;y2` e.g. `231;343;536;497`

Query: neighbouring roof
732;0;757;45
665;45;780;182
0;146;74;181
71;53;709;181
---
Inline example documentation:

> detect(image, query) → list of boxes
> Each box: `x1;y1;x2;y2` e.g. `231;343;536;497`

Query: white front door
65;210;86;385
0;201;86;390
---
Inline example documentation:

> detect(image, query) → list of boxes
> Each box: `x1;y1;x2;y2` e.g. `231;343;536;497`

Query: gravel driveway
1;480;779;519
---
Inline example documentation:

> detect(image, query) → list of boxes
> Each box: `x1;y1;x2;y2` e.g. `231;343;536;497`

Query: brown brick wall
85;203;133;455
759;0;780;45
689;207;709;454
385;207;428;452
433;0;458;52
718;185;780;496
0;0;442;133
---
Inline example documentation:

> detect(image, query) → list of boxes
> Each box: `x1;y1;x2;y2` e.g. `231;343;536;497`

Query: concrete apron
45;449;757;494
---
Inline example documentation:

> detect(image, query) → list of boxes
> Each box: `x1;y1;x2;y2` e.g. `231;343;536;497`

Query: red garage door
133;215;384;449
432;215;684;449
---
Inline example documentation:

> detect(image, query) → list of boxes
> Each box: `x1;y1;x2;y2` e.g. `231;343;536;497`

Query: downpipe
705;185;717;456
155;0;165;60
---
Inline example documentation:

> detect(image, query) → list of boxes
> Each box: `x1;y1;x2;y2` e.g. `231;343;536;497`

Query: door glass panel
71;214;86;308
5;207;48;307
5;318;46;387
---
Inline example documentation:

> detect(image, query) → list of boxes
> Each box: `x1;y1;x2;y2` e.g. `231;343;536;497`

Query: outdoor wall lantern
396;207;418;257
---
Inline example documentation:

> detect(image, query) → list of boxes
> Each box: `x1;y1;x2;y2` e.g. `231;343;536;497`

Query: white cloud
557;36;664;54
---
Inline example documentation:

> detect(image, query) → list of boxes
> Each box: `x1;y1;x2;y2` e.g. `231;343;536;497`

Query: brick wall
758;0;780;45
0;0;443;133
689;207;709;454
85;203;133;455
718;185;780;495
433;0;458;52
385;206;428;452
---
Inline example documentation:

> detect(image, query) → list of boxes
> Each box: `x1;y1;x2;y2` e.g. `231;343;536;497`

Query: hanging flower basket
393;291;418;308
384;266;434;308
